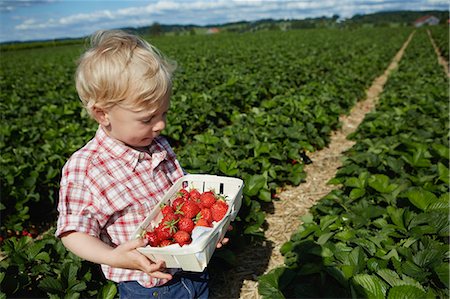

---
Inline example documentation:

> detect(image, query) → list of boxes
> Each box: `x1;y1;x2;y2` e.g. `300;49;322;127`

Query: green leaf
405;188;437;211
258;188;272;202
350;188;366;200
387;285;426;299
258;267;295;299
352;274;387;299
34;251;51;263
433;263;449;288
316;232;334;245
319;215;338;230
377;269;402;287
432;143;449;159
39;277;64;293
368;174;398;194
386;206;406;231
100;282;118;299
437;162;449;184
348;247;366;273
244;175;266;197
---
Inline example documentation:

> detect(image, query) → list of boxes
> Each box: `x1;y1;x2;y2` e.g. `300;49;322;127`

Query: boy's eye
141;117;153;124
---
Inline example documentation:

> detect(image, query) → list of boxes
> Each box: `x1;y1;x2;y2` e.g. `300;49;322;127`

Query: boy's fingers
144;260;172;280
122;237;148;251
150;271;173;280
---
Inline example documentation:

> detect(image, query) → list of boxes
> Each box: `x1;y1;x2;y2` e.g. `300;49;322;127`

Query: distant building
206;27;220;34
414;15;440;27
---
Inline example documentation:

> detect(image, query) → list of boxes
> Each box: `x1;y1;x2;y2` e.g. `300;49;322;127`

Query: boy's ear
92;106;110;126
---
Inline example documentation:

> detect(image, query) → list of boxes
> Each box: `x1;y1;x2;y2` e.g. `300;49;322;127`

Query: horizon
2;8;448;45
1;0;448;43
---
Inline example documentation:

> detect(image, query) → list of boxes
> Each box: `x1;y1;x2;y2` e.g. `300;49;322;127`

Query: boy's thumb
124;237;148;250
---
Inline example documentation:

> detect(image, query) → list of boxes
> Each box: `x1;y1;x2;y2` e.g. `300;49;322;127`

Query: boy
56;29;225;298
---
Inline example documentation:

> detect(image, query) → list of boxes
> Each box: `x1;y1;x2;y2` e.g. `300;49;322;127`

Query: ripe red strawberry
172;196;185;210
144;231;160;247
199;191;216;208
189;188;201;201
155;220;177;240
195;218;212;228
161;212;179;223
198;208;213;223
178;217;195;233
177;188;190;200
211;200;229;222
173;231;191;246
181;200;201;219
159;239;174;247
160;204;174;216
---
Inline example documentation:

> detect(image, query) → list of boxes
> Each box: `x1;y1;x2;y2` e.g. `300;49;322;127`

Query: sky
0;0;448;43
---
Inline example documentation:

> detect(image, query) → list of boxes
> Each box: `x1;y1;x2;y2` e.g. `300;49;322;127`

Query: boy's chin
138;138;154;147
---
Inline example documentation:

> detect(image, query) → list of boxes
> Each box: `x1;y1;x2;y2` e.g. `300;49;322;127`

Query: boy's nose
153;119;166;132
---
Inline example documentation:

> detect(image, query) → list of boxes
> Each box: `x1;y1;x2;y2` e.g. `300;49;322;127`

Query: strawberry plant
258;29;449;298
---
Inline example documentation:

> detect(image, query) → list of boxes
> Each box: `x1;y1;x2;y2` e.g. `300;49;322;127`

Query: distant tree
149;22;162;36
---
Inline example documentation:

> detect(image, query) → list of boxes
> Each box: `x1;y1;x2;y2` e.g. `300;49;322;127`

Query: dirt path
427;29;450;77
209;31;414;299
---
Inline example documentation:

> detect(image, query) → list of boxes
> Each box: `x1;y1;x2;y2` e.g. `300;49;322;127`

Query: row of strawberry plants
258;29;449;298
428;25;449;61
163;28;412;146
174;29;411;238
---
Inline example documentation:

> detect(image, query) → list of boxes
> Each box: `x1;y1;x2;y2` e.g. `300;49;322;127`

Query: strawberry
173;231;191;246
172;196;185;210
195;218;212;228
198;208;213;223
178;217;195;233
159;239;174;247
160;204;174;216
211;200;229;222
144;231;160;247
181;200;201;219
155;219;177;240
177;188;190;200
161;212;179;223
199;191;216;208
189;188;201;201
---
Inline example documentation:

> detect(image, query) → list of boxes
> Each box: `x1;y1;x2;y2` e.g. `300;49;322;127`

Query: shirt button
139;152;145;160
152;291;158;297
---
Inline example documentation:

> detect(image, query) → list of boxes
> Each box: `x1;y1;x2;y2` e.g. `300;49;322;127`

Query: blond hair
75;29;176;117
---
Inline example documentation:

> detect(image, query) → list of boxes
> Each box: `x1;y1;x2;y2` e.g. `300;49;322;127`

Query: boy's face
102;98;169;148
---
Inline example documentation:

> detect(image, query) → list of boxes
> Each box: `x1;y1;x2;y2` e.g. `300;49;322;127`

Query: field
1;26;448;298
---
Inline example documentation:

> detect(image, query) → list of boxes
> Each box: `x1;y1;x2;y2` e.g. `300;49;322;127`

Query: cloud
0;0;56;12
13;0;450;31
4;0;449;42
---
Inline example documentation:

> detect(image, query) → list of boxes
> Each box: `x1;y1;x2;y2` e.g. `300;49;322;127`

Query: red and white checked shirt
56;126;184;287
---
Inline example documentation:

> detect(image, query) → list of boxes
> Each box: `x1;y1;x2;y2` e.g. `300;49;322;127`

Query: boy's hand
61;231;172;280
110;238;172;280
216;225;232;249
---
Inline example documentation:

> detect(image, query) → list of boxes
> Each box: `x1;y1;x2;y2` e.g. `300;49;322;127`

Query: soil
209;31;417;299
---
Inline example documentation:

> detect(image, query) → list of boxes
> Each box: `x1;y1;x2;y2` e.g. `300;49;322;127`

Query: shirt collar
95;126;169;171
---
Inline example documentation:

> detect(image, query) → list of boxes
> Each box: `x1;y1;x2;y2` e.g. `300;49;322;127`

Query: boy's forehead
130;98;170;115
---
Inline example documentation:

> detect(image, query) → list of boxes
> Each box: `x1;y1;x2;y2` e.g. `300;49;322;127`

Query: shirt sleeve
56;178;102;238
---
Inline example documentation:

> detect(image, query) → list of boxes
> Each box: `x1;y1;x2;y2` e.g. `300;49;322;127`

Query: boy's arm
60;231;172;280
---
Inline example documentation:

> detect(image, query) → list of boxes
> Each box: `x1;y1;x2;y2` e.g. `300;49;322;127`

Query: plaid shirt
56;126;184;287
